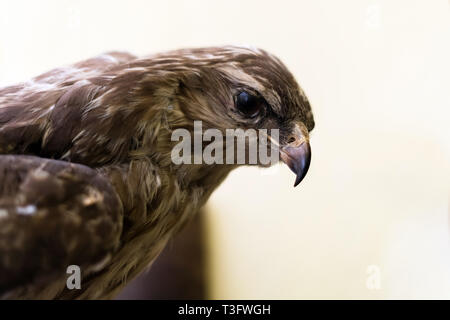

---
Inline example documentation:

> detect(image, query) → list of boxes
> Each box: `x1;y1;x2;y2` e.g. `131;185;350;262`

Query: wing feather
0;155;123;299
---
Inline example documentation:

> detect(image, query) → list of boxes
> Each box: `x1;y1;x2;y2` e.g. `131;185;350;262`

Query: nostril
288;137;296;144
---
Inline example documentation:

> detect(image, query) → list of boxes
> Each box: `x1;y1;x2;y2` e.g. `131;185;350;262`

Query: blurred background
0;0;449;299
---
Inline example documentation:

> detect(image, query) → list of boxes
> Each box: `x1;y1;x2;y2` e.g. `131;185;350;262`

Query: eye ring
234;91;265;118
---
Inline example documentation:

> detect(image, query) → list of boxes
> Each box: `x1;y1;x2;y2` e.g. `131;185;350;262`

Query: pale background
0;0;449;299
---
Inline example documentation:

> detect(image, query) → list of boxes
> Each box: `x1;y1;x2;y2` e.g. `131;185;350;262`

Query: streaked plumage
0;46;314;299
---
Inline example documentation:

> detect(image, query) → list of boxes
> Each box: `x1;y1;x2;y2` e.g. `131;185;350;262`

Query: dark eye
235;91;265;118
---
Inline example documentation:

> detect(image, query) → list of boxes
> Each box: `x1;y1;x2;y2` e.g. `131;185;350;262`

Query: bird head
146;46;314;187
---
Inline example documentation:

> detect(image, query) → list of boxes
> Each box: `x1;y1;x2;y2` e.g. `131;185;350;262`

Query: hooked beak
280;125;311;187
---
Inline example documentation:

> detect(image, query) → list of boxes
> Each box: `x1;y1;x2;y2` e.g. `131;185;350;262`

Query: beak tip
282;141;311;188
293;172;306;187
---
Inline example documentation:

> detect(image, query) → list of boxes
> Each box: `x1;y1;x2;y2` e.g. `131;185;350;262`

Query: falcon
0;46;314;299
